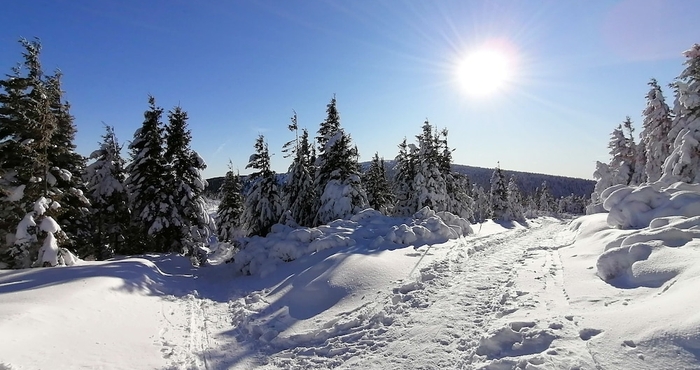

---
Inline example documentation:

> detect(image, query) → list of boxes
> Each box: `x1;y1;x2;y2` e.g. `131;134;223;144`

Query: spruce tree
608;120;637;186
126;96;175;253
538;181;555;213
84;125;130;259
364;152;392;213
216;162;245;242
506;176;524;221
44;72;91;257
313;96;368;225
661;44;700;183
472;185;490;223
392;138;418;217
242;135;282;236
640;78;673;183
164;106;212;255
489;165;509;221
414;120;448;212
282;113;316;226
0;39;66;267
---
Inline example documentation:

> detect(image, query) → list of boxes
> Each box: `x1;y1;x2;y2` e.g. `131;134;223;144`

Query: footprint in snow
579;328;603;341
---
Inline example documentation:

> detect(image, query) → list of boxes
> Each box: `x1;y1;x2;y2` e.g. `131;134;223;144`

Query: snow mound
229;207;473;276
596;215;700;284
602;182;700;229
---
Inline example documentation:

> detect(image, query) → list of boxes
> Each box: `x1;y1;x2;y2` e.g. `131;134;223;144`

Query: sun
456;48;513;98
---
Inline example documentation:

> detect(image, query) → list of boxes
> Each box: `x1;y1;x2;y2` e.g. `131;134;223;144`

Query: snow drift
226;207;473;276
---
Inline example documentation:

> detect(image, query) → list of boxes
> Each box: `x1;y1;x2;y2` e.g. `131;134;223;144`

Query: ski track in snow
156;219;608;369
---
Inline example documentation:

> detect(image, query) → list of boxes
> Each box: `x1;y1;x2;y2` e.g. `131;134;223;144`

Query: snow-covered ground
1;208;700;369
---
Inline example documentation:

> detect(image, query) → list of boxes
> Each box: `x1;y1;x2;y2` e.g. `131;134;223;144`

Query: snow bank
228;207;473;276
602;182;700;229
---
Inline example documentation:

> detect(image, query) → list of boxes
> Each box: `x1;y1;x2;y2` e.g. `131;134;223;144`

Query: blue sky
1;0;698;180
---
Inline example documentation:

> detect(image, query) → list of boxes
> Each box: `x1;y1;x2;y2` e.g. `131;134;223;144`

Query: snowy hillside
2;205;700;369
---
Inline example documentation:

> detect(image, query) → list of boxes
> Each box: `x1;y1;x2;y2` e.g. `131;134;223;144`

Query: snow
3;199;700;369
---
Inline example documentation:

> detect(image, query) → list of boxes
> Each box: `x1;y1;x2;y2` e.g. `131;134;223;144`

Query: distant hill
206;163;595;199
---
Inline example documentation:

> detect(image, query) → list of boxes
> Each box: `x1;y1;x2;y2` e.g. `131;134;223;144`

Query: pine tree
242;135;282;236
216;162;244;243
84;125;130;259
126;96;175;253
282;112;316;226
313;96;368;225
164;106;212;255
364;152;392;213
661;44;700;184
640;78;673;183
489;165;509;221
587;161;615;214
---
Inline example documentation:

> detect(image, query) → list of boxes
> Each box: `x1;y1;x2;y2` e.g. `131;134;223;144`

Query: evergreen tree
436;128;474;220
216;162;244;243
392;138;418;217
125;96;175;253
44;72;91;257
538;181;555;212
640;78;673;183
84;125;130;259
282;113;316;226
608;120;637;186
587;161;615;214
242;135;282;236
0;39;66;267
506;176;525;221
414;120;448;212
313;96;368;225
472;185;490;223
661;44;700;183
316;95;341;150
489;165;509;221
164;106;212;255
364;152;392;213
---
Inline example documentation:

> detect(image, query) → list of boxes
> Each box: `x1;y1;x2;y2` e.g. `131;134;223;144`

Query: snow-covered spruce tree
0;39;69;268
364;152;393;214
84;125;130;259
216;162;244;242
472;185;490;223
164;106;212;255
414;120;448;212
313;97;368;225
448;172;475;221
489;165;509;221
640;78;673;183
537;181;555;213
282;112;316;226
661;44;700;184
586;161;615;214
436;127;474;220
506;176;525;222
44;72;91;257
242;135;282;236
608;119;637;186
125;96;175;253
392;138;418;217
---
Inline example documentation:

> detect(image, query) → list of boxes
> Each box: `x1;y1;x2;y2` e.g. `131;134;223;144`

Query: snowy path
182;219;585;369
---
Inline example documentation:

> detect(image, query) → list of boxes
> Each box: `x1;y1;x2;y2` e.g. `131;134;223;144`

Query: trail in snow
155;218;609;369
